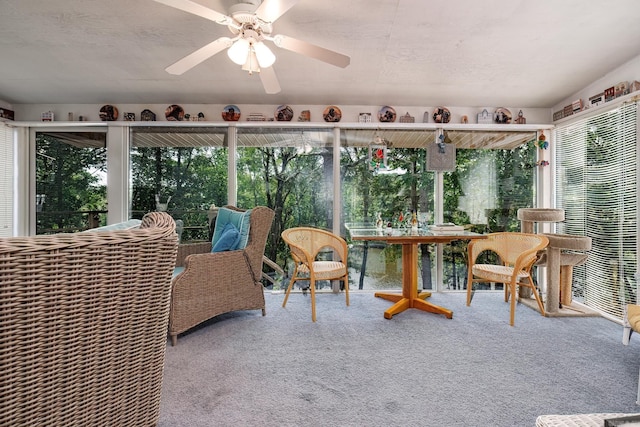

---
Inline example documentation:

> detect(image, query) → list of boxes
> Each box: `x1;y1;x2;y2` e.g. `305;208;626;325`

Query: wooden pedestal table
347;227;486;319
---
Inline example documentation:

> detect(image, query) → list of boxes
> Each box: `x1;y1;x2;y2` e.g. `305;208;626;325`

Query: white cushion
472;264;529;283
297;261;347;281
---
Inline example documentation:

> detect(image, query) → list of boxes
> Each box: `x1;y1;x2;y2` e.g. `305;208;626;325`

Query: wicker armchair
281;227;349;322
169;205;275;345
467;232;549;326
0;212;178;427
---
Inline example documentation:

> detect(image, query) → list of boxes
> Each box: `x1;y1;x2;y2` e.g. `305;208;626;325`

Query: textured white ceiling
1;0;640;108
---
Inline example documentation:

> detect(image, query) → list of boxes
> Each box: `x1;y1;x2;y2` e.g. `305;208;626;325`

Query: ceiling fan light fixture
241;48;260;74
227;38;250;65
253;41;275;68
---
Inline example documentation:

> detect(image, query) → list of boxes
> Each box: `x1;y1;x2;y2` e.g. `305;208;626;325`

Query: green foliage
129;146;228;241
37;129;537;288
130;147;228;216
341;147;433;224
237;146;330;266
36;134;106;233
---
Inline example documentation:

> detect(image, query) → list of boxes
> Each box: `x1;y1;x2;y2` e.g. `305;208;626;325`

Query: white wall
10;52;640;124
12;103;552;125
552;53;640;115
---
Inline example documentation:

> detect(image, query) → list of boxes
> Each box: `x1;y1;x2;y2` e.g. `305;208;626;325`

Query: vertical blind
555;102;638;319
0;122;13;237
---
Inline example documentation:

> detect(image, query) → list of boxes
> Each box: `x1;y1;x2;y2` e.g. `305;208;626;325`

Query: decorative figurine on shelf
515;110;527;124
397;211;404;228
411;210;418;230
537;131;549;149
140;109;156;121
386;221;393;235
375;212;384;230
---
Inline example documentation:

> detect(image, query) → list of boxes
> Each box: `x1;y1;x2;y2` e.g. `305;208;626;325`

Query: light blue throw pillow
172;266;185;278
212;207;252;250
212;222;241;252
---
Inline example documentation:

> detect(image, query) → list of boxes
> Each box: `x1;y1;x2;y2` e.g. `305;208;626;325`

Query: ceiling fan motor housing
228;0;272;36
229;1;259;21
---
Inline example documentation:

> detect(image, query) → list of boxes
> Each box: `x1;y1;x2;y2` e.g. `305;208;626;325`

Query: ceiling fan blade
152;0;232;24
272;35;350;68
255;0;300;23
259;66;281;94
166;37;233;75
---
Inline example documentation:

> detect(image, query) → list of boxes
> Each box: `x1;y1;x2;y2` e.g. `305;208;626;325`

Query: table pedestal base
375;291;453;320
348;228;486;320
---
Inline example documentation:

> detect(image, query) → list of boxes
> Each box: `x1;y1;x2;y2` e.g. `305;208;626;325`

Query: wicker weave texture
281;227;350;322
281;227;348;269
535;413;636;427
0;212;178;427
467;232;549;325
169;206;274;345
468;231;549;270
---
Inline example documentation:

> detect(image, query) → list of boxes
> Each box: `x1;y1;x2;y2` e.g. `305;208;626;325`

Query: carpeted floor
158;291;640;427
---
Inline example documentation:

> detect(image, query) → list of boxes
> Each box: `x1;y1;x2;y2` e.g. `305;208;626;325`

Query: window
130;127;228;242
35;131;107;234
443;133;537;291
341;128;437;291
236;127;334;273
555;102;639;319
341;128;537;292
0;122;12;237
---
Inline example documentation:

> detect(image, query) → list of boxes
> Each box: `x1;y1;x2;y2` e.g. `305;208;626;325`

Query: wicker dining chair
467;232;549;326
281;227;349;322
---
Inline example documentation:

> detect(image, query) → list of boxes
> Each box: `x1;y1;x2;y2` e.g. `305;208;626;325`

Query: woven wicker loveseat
169;205;275;345
0;212;178;427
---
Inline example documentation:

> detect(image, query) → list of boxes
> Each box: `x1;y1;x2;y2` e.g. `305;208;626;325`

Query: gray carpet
158;291;640;427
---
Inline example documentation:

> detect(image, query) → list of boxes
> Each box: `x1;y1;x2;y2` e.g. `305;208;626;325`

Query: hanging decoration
524;130;550;168
537;131;549;149
368;134;389;173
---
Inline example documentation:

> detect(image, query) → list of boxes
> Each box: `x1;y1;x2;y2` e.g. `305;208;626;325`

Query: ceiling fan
152;0;351;94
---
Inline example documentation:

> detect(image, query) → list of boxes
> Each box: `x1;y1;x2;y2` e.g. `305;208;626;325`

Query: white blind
0;122;13;237
555;102;638;319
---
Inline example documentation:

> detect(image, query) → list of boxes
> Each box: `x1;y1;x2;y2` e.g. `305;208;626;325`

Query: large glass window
443;130;538;291
236;127;334;278
342;128;538;292
30;125;540;293
35;131;107;234
130;127;227;242
341;129;437;291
